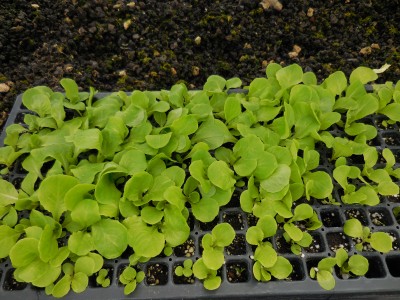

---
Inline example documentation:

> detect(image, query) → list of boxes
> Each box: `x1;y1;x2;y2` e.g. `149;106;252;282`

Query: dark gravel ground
0;0;399;131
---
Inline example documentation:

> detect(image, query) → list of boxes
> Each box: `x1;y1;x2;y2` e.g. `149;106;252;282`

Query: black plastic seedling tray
1;93;400;300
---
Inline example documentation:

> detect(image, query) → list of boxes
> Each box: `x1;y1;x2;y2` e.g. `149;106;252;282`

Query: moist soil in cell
246;213;258;227
352;237;373;252
3;269;28;291
174;238;195;257
383;133;400;146
374;117;396;130
173;263;195;285
89;266;114;288
275;234;292;254
285;259;304;281
369;209;393;226
222;212;244;230
321;210;342;227
226;234;247;255
327;232;351;252
146;263;168;286
199;217;219;231
387;194;400;203
345;209;369;226
304;234;324;253
225;189;241;208
226;262;248;283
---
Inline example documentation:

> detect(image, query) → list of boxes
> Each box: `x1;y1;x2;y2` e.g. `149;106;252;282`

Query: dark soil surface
1;0;400;131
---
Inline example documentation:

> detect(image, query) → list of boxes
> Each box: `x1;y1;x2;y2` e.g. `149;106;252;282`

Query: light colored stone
0;83;10;93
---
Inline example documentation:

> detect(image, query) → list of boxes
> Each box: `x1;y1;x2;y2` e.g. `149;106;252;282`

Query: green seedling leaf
193;258;209;279
207;161;236;190
304;171;334;200
124;171;153;203
283;223;303;242
10;238;39;268
91;219;128;259
276;64;303;89
335;248;348;268
141;206;164;225
257;215;278;238
379;103;400;122
203;248;225;270
204;75;226;93
343;219;363;238
246;226;264;245
254;243;277;268
192;117;235;149
349;66;378;84
68;231;94;256
38;175;79;221
0;225;21;258
292;203;314;221
146;132;173;149
22;87;52;117
348;254;369;275
260;164;291;193
162;204;190;246
171;115;198;136
268;256;293;279
124;216;165;258
191;197;219;223
204;276;222;290
369;232;392;253
226;77;242;89
71;199;101;228
323;71;347;95
60;78;81;103
211;223;235;247
0;178;18;206
38;224;58;262
316;270;335;290
224;94;242;122
71;272;88;293
52;275;71;298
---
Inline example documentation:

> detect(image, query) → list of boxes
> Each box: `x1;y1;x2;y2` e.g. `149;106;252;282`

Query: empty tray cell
382;131;400;147
392;149;400;163
226;234;247;256
368;207;393;226
199;217;219;231
320;208;343;227
246;213;258;227
364;255;386;278
226;261;249;283
89;265;114;288
275;233;292;254
173;261;195;285
304;232;325;253
374;116;396;130
2;269;28;291
386;231;400;251
327;231;351;252
345;208;369;226
224;189;241;208
174;237;195;257
222;211;245;230
346;154;365;165
285;257;305;281
387;194;400;203
386;256;400;277
367;135;383;147
146;263;168;286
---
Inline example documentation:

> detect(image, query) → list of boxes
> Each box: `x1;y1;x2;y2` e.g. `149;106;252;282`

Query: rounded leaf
246;226;264;245
204;276;221;290
71;272;88;293
316;270;336;290
268;256;293;279
207;161;236;190
141;206;164;225
191;197;219;223
369;232;392;253
257;215;277;238
203;248;224;270
343;219;363;238
348;254;369;276
211;223;235;247
91;219;128;259
254;243;277;268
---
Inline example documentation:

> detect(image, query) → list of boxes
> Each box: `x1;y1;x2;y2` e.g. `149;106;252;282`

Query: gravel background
0;0;399;130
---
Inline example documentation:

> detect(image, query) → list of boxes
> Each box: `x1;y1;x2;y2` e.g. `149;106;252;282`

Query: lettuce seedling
310;248;369;290
96;268;111;288
192;223;235;290
119;266;145;295
174;259;193;278
343;219;392;252
280;203;322;255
